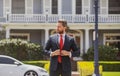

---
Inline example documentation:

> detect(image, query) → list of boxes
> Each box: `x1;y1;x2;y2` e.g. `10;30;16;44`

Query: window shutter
4;0;11;16
100;0;108;14
45;0;50;14
83;0;90;14
26;0;33;14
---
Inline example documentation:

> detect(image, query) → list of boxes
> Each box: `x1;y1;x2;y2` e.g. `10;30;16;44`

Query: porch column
6;28;10;38
45;29;49;43
85;29;89;53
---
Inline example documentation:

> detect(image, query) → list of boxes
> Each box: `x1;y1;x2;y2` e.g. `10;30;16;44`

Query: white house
0;0;120;55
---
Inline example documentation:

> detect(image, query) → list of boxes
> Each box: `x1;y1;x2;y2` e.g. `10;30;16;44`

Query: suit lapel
62;34;67;49
55;34;68;49
55;34;59;48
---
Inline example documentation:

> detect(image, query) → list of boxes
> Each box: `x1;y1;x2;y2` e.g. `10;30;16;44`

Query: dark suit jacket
44;34;78;72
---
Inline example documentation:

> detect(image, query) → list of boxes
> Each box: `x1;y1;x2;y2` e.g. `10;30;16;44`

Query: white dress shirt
58;33;65;45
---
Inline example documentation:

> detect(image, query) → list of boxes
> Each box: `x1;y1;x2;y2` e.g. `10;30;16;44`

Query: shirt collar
57;33;65;37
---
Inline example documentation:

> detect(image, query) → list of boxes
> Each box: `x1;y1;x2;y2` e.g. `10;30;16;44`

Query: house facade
0;0;120;55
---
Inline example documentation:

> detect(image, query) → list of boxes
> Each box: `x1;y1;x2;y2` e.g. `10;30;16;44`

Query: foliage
23;61;49;68
44;63;50;72
0;26;6;40
99;62;120;71
0;39;43;60
82;45;119;61
23;60;50;72
102;72;120;76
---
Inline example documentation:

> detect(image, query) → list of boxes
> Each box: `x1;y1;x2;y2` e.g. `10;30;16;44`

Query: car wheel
24;70;38;76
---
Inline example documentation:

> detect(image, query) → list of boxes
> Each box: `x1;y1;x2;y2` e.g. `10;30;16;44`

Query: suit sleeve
44;37;51;55
71;38;81;57
71;38;78;52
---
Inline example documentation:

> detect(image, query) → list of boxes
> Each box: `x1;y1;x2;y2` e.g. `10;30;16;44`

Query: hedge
99;62;120;71
23;61;50;71
0;39;43;60
83;45;119;61
24;61;120;74
77;61;120;72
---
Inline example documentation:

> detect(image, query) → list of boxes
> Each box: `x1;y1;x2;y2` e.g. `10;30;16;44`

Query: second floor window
0;0;3;17
76;0;82;14
52;0;58;14
109;0;120;14
12;0;25;14
33;0;43;14
62;0;72;14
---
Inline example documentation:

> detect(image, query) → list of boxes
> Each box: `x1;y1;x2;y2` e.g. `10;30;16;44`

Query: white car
0;55;49;76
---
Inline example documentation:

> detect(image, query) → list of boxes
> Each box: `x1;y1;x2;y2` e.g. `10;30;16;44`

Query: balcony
6;14;120;23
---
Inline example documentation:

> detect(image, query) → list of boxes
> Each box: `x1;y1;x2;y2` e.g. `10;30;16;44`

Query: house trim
10;33;30;41
103;33;120;45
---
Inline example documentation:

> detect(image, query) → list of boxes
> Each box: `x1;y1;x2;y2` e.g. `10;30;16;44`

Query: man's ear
64;27;67;29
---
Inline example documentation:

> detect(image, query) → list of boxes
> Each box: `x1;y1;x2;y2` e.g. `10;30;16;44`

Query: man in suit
45;19;78;76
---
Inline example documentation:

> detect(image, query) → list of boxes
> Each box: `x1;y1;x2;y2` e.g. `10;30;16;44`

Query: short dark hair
58;19;69;29
58;19;67;27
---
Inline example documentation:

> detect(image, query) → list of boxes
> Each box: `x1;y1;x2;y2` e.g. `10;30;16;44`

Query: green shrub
23;61;50;69
0;39;43;60
0;26;6;40
99;62;120;71
77;61;120;72
83;45;119;61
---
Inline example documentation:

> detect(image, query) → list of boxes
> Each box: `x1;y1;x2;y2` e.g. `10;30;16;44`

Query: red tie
58;34;63;63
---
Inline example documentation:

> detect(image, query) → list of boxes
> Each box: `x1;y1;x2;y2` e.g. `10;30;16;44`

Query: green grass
103;72;120;76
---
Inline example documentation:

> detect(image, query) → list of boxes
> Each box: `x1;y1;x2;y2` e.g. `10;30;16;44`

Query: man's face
56;22;66;34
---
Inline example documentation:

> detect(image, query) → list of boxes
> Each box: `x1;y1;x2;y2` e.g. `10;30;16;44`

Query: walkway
72;71;80;76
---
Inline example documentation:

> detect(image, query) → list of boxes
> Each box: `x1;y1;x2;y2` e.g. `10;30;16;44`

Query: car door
0;57;22;76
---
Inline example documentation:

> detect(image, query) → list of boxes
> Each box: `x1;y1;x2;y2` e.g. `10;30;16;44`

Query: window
10;33;30;41
76;0;82;14
0;0;3;17
109;0;120;14
33;0;43;14
104;33;120;51
12;0;25;14
0;57;15;64
52;0;58;14
62;0;72;14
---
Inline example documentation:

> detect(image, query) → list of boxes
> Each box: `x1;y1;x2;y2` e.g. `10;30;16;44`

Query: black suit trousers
50;63;71;76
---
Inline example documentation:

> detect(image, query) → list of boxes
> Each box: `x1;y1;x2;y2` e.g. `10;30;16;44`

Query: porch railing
8;14;120;23
89;14;120;23
9;14;46;23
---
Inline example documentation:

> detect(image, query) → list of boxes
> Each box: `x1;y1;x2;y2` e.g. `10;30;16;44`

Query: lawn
103;72;120;76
